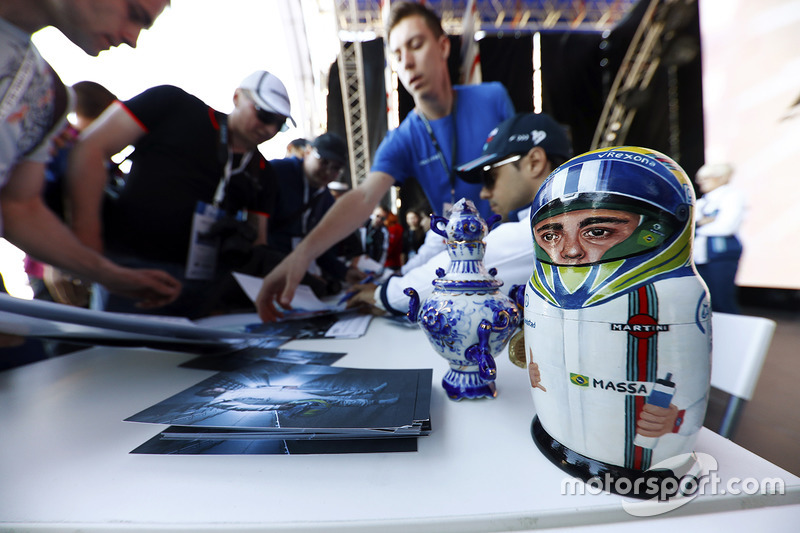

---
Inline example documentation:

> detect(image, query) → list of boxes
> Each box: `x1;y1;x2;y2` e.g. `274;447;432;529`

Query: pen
337;275;376;305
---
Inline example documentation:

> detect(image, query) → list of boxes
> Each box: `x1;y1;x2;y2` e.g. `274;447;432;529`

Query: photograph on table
132;429;418;455
180;346;347;372
195;311;340;339
125;361;432;438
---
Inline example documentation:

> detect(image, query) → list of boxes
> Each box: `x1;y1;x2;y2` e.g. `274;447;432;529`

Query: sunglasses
480;154;522;189
312;149;345;175
251;100;289;132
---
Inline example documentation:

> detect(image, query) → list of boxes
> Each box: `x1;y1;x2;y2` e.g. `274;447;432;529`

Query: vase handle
465;319;497;381
510;284;525;309
403;288;420;323
430;214;448;238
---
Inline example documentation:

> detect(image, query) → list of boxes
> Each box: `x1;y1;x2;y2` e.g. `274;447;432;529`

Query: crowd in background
1;1;744;371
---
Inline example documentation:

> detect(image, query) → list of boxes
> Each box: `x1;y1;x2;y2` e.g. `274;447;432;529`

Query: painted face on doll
533;208;640;265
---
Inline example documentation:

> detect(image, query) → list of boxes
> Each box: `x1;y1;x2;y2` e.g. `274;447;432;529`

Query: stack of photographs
179;345;348;372
127;361;432;455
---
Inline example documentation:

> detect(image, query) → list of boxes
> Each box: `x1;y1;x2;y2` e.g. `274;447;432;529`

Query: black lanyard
272;179;326;233
417;93;458;209
213;113;252;207
301;179;327;234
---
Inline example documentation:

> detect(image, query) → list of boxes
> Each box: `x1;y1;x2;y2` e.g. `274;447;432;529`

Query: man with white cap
66;70;293;318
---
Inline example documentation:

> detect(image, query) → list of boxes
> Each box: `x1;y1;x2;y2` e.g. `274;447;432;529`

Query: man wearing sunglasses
65;70;293;318
266;133;361;291
346;112;573;316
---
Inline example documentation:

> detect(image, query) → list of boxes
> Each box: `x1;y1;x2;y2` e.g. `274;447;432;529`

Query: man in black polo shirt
67;70;292;318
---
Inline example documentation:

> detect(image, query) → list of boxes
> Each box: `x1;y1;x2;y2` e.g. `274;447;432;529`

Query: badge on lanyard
185;201;225;280
185;123;253;280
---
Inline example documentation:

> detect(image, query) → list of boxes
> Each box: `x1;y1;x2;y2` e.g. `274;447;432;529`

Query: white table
1;317;798;532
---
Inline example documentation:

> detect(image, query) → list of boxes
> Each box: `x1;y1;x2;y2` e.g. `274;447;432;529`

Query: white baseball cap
238;70;296;127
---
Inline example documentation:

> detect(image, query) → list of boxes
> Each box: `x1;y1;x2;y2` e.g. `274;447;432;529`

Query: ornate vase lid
431;198;503;291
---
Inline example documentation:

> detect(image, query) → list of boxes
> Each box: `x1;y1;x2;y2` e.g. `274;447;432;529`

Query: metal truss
329;0;642;188
335;1;373;187
333;0;638;36
591;0;696;151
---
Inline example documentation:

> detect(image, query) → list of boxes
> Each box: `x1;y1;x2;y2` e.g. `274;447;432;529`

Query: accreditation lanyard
289;178;322;254
417;95;458;215
185;116;251;280
212;117;253;208
300;178;328;236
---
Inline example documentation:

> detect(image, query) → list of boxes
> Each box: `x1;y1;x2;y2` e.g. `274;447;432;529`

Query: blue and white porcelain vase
405;198;521;400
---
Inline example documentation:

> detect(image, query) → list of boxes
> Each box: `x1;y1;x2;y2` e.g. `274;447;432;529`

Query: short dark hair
547;154;569;170
72;81;116;120
288;138;309;150
386;1;444;39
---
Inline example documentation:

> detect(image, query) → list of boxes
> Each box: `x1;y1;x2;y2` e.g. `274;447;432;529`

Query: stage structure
329;0;640;188
592;0;700;161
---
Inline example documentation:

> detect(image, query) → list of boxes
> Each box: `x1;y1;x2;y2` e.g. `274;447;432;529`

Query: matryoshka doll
523;147;711;496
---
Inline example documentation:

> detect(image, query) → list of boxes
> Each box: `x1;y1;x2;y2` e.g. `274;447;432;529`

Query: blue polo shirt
371;82;514;220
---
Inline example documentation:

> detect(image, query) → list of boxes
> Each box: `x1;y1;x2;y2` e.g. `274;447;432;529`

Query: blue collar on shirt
508;202;534;223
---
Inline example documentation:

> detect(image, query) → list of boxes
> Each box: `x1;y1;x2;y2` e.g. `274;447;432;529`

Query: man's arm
65;103;147;252
1;160;181;307
351;217;534;316
695;189;746;236
400;228;446;274
346;242;448;315
256;170;395;321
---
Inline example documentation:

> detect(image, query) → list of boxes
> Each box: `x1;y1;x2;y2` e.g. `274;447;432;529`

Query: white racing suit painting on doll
522;146;711;479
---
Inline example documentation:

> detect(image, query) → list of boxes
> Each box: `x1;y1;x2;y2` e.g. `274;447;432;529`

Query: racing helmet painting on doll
522;147;712;498
528;146;696;309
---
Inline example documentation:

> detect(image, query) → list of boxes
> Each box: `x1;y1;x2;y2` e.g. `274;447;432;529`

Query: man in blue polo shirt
256;1;514;321
346;112;573;316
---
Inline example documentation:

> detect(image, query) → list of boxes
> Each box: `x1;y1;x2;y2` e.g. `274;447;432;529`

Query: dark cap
457;113;572;183
312;133;347;165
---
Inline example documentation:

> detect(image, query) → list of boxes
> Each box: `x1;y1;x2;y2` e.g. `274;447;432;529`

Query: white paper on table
232;272;330;311
0;293;253;344
353;255;384;274
325;314;372;338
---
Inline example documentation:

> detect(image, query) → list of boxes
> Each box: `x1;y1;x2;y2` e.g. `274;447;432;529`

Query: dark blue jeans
696;259;741;314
